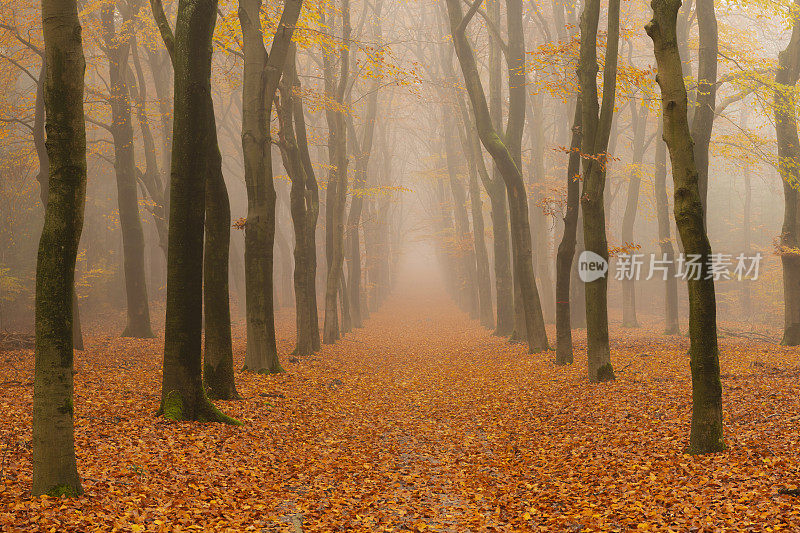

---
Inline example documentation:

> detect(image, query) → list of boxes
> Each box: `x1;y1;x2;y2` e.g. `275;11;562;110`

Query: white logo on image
578;250;608;283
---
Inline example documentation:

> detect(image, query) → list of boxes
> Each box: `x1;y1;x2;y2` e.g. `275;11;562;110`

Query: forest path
3;263;800;531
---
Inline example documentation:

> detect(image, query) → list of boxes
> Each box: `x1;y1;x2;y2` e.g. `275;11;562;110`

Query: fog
2;0;800;528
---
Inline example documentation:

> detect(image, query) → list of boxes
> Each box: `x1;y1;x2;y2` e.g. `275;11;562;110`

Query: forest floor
2;274;800;531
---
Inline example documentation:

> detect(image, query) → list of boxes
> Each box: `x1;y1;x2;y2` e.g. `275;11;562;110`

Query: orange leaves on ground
2;278;800;531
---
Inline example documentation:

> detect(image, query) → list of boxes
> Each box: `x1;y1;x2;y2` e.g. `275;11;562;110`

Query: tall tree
100;0;154;338
654;128;680;334
620;100;650;328
158;0;237;422
691;0;717;214
647;0;724;454
444;0;549;353
322;0;351;344
554;99;582;365
277;44;321;356
578;0;620;382
774;0;800;346
238;0;302;371
32;0;86;496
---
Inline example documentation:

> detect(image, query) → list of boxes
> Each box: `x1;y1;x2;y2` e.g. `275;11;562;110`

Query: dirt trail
2;267;800;531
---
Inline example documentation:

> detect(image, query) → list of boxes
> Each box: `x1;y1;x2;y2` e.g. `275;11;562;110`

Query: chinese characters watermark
578;252;763;283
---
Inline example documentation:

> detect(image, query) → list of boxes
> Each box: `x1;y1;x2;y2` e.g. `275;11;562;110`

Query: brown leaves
2;281;800;531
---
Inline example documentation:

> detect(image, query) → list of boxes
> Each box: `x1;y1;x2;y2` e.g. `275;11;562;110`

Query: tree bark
238;0;301;371
690;0;717;215
579;0;620;382
159;0;237;423
647;0;724;454
773;1;800;346
322;0;351;344
654;127;680;334
32;0;86;496
277;46;320;356
444;0;549;353
101;4;154;339
203;127;240;400
555;99;582;365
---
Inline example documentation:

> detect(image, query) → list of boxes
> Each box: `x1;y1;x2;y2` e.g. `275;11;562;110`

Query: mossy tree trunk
647;0;724;454
32;0;86;496
32;58;85;352
158;0;237;423
100;3;154;339
578;0;620;383
555;99;582;365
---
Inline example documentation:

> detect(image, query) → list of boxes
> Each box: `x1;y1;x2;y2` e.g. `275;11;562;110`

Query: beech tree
647;0;724;454
322;0;351;344
238;0;302;371
578;0;620;382
277;44;321;356
774;0;800;346
32;0;86;497
99;0;154;339
444;0;549;353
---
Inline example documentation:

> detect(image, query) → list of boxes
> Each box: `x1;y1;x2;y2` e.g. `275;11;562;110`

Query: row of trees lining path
31;0;741;497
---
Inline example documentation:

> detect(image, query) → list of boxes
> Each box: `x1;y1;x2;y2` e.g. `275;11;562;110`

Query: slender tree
774;0;800;346
444;0;549;353
277;44;321;356
554;99;582;365
647;0;724;454
322;0;351;344
578;0;620;382
238;0;302;370
32;0;86;496
100;1;154;338
654;127;680;334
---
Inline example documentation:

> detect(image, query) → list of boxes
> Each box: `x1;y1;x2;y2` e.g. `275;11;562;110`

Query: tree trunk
458;104;494;328
486;0;514;336
159;0;237;423
620;101;649;328
203;131;239;400
444;0;549;353
33;59;84;351
277;47;319;356
690;0;718;215
322;0;351;344
238;0;301;371
773;2;800;346
101;4;154;338
555;99;582;365
443;113;479;318
654;128;680;334
579;0;619;382
647;0;724;454
32;0;86;496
